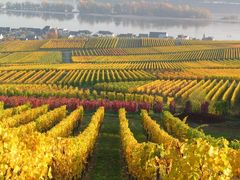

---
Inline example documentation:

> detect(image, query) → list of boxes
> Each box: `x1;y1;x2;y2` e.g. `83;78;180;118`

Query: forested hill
2;0;239;18
77;1;212;19
87;0;240;4
89;0;240;16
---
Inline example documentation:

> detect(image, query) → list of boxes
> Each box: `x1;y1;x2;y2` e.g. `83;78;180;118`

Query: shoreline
1;8;240;24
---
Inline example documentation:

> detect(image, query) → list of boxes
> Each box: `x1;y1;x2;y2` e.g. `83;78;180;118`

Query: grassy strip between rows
83;111;239;179
83;113;122;180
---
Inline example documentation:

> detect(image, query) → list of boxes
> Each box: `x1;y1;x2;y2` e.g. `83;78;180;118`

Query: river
0;11;240;40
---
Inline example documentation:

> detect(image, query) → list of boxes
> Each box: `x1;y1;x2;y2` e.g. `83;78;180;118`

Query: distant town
0;26;214;41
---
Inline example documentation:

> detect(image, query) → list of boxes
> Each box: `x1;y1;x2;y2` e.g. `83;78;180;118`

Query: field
0;38;240;179
0;51;62;64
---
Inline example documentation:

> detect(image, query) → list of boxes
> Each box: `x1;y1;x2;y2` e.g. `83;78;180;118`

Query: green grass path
127;113;147;143
82;112;150;180
83;113;122;180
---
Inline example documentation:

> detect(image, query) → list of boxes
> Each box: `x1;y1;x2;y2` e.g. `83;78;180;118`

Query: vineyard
0;37;240;179
72;45;220;56
0;40;47;52
0;51;62;64
0;69;155;85
72;48;240;63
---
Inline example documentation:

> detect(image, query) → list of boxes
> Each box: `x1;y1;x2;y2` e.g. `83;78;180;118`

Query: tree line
78;1;212;19
4;2;74;13
1;1;212;19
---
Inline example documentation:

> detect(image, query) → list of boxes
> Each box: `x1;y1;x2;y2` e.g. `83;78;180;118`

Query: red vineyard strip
0;96;164;113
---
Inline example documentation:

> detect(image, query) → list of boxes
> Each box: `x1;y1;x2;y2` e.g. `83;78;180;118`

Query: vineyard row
72;48;240;63
0;69;155;85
